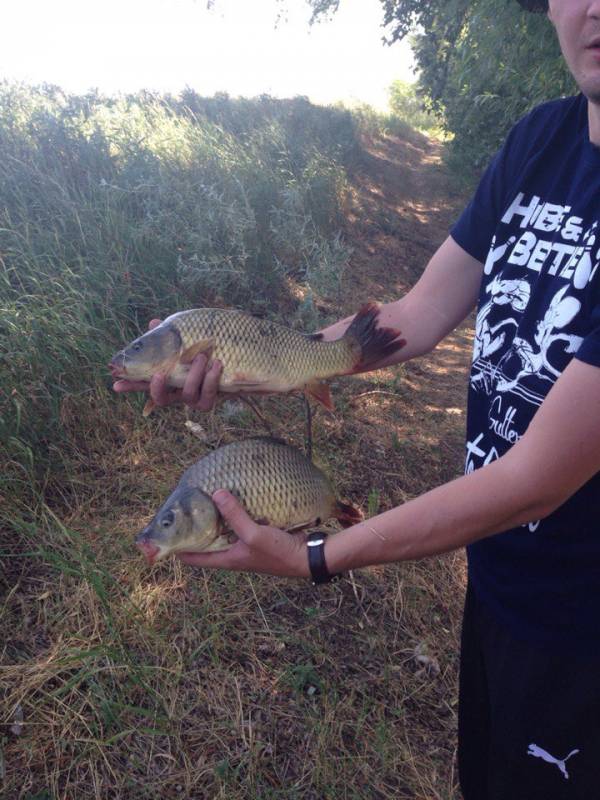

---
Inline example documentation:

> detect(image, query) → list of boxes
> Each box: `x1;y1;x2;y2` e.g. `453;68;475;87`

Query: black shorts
458;583;600;800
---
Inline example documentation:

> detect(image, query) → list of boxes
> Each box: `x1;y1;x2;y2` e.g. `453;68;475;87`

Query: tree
308;0;574;179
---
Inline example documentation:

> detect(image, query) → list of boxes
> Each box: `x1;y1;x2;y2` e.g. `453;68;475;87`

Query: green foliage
412;0;574;178
367;489;380;518
0;84;358;510
334;100;424;148
281;663;323;695
387;80;440;135
308;0;575;181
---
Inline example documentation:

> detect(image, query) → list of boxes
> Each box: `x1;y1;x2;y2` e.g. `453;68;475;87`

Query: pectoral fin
180;339;214;364
142;398;156;417
304;380;334;411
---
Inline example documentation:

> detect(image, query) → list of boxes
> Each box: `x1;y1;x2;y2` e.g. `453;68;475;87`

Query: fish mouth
136;538;161;565
109;356;127;379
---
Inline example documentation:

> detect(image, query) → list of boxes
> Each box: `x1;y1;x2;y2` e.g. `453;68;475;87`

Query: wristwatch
306;531;342;585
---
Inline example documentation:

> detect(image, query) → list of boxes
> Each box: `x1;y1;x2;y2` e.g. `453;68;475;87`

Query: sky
0;0;416;109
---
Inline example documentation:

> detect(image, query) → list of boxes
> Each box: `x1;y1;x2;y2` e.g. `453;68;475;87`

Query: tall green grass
0;84;360;512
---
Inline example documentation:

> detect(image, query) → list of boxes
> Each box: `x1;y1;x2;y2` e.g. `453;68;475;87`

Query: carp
135;437;362;564
110;303;405;415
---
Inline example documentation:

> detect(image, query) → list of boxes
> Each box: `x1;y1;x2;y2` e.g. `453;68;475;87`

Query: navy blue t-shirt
451;93;600;652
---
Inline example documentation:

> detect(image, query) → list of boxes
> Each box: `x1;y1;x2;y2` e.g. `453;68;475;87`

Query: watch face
307;537;325;547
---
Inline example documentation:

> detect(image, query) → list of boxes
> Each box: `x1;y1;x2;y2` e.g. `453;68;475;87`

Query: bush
387;80;440;135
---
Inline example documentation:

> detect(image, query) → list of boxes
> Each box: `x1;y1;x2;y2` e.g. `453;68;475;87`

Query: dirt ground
2;129;476;800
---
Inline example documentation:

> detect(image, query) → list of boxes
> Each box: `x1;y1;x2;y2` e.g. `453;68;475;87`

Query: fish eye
161;511;174;528
132;341;144;352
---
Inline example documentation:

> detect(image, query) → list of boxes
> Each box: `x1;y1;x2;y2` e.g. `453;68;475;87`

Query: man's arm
321;236;484;367
176;357;600;576
326;357;600;570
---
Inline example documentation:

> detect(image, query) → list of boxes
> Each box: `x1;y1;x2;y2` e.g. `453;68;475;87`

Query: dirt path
331;130;474;504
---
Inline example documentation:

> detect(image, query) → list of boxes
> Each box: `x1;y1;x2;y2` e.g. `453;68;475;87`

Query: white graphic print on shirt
465;192;599;535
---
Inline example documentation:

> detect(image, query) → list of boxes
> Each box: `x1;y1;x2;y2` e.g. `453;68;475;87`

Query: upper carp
110;302;405;415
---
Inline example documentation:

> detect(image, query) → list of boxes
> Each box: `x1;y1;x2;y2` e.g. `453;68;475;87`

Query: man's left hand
176;490;310;578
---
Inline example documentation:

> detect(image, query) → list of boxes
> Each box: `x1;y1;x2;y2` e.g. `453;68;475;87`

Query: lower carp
135;437;362;564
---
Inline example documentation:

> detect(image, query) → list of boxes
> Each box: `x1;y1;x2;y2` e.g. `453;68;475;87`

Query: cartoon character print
472;272;531;393
472;228;585;403
572;221;599;290
495;285;583;393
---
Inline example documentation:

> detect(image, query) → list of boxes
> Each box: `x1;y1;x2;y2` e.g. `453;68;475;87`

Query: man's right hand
112;319;223;411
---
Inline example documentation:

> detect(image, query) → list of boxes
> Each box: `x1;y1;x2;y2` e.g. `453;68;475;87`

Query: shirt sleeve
450;124;523;263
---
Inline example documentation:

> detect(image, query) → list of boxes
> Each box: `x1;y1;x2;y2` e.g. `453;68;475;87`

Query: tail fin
333;500;364;528
343;302;406;373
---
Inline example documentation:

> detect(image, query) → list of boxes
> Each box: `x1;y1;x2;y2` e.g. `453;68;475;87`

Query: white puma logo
527;743;580;780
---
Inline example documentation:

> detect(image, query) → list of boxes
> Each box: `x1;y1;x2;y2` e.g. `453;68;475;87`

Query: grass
2;504;466;798
1;83;471;799
0;84;356;514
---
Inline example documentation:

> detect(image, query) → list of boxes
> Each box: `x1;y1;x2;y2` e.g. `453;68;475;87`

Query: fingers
178;356;222;410
127;356;221;410
148;318;161;330
193;359;222;411
176;540;263;571
113;379;151;392
176;494;310;577
180;353;208;405
149;372;182;407
177;548;238;568
212;490;258;545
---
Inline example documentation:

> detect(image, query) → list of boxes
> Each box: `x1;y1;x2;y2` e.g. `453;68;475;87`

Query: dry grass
1;131;472;799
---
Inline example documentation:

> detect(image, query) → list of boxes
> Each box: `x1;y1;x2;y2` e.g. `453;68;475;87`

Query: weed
0;85;356;514
281;663;323;696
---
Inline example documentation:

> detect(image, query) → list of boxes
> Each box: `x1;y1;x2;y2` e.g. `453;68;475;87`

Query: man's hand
112;318;223;411
176;490;311;578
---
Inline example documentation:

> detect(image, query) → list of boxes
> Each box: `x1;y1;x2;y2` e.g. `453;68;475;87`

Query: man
114;1;600;795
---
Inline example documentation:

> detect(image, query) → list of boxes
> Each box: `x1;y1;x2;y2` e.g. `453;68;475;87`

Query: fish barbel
110;303;405;415
135;437;362;564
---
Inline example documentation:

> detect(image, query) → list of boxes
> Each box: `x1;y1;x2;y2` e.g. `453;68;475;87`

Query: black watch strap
306;531;341;585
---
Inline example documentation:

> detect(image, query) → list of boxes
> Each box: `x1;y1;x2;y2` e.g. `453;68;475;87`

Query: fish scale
173;308;347;385
179;437;331;527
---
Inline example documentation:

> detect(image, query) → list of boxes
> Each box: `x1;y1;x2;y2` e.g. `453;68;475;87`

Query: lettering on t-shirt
498;193;599;288
488;396;520;444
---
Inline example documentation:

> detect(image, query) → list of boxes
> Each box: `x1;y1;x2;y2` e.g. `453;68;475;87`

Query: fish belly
219;370;299;394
